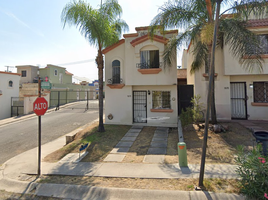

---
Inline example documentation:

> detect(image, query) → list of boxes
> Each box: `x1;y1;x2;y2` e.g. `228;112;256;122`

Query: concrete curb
0;177;245;200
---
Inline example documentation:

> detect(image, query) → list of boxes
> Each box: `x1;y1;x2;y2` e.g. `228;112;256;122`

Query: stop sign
33;97;48;116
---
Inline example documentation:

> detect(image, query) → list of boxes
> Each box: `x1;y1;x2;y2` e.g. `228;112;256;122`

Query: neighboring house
183;18;268;120
103;26;178;127
16;65;39;84
39;64;73;88
0;71;20;120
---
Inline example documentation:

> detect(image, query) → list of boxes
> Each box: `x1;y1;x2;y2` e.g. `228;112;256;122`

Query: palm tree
151;0;268;187
150;0;268;125
61;0;128;132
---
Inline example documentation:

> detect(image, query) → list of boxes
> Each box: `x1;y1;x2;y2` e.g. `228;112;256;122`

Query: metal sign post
33;77;48;176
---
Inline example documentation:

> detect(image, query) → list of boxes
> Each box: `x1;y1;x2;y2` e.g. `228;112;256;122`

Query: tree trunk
199;0;221;187
96;49;105;132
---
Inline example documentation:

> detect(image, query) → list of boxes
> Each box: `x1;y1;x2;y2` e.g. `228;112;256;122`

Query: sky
0;0;183;81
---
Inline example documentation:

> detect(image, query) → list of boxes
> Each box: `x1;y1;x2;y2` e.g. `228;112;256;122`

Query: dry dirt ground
37;122;254;193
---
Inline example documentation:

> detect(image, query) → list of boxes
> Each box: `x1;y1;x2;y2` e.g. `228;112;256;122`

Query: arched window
8;80;13;87
112;60;120;84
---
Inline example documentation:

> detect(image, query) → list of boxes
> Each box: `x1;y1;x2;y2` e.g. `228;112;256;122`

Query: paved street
0;101;100;164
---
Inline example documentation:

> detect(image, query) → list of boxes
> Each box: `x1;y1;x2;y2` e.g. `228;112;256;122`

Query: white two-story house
0;71;20;120
184;17;268;121
103;26;178;127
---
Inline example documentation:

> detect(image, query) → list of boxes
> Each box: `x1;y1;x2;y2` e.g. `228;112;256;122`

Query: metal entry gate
133;91;147;123
178;85;194;115
230;82;247;119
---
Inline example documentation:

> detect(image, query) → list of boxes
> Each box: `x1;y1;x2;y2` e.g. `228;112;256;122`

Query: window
54;69;58;76
152;91;171;109
21;70;27;77
247;34;268;55
254;82;268;103
8;80;13;87
112;60;120;84
140;50;159;69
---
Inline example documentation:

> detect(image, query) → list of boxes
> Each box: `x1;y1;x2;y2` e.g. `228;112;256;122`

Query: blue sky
0;0;182;80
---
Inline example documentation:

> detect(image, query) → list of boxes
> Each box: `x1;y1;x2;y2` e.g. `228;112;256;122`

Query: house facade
103;26;178;127
0;71;21;120
183;18;268;121
16;65;39;84
39;64;73;88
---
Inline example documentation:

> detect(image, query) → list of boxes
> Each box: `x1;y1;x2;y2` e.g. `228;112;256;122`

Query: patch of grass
81;125;131;162
203;178;241;193
44;124;131;163
187;184;194;189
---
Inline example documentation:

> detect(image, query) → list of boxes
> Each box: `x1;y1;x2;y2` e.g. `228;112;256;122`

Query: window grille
247;34;268;55
254;82;268;103
140;50;159;68
21;70;27;77
152;91;171;109
112;60;120;84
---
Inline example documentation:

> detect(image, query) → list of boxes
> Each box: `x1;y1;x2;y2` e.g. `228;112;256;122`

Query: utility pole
5;66;14;72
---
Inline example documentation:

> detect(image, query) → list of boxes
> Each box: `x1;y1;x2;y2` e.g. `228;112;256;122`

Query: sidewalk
0;122;245;199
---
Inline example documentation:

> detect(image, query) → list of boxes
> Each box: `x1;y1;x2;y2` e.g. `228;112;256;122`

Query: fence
50;90;97;110
11;97;24;117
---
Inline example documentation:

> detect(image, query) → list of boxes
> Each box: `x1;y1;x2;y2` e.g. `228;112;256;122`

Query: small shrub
191;95;204;124
179;95;204;128
235;145;268;200
180;107;193;128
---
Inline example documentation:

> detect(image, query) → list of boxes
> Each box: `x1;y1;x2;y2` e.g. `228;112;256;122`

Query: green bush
180;107;193;128
235;145;268;200
179;95;204;128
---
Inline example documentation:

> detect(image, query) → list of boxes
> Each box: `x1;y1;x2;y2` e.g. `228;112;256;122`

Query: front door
133;91;147;123
178;85;194;115
230;82;248;119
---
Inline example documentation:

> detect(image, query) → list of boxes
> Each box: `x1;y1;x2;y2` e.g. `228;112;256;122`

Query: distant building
16;65;39;84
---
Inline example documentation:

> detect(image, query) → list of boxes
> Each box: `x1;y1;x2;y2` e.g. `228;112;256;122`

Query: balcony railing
107;78;123;84
136;62;162;69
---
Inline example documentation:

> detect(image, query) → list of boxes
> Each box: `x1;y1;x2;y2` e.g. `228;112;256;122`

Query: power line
57;59;95;66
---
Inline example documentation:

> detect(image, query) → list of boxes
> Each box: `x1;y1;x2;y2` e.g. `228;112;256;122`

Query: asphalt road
0;101;100;165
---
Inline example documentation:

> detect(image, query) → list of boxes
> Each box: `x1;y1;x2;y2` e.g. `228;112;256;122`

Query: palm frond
190;40;208;74
220;18;263;72
233;0;268;20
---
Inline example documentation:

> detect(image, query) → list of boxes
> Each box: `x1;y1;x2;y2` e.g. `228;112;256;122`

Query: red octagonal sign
33;97;48;116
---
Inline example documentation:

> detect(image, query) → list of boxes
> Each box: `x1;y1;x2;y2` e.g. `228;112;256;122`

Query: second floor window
254;82;268;103
140;50;159;69
152;91;171;109
21;70;27;77
112;60;120;84
247;34;268;55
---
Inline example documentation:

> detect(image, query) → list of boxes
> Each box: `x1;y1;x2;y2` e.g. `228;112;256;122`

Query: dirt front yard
37;121;256;194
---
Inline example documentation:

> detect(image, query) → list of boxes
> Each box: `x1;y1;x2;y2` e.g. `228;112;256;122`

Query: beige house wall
16;65;38;84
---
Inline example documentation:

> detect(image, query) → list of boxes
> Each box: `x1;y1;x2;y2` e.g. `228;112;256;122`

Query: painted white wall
0;72;20;120
105;85;133;125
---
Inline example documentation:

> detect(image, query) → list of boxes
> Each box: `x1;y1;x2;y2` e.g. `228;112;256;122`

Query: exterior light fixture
148;90;150;95
249;84;253;89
